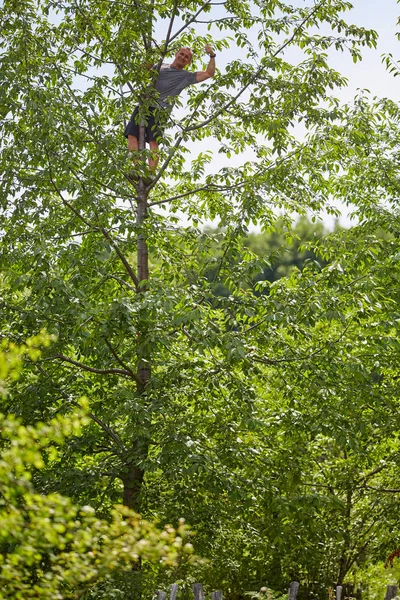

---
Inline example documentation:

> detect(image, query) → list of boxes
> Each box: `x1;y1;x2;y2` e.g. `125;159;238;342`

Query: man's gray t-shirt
155;64;197;108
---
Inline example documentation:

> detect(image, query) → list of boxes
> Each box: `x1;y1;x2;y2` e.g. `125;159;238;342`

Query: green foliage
199;217;330;297
0;333;55;396
351;562;400;600
0;0;399;598
0;342;195;599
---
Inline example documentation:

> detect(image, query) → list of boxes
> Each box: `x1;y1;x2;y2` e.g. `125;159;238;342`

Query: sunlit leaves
1;0;400;597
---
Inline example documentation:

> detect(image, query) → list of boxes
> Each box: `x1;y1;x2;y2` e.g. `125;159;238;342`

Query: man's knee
149;140;159;151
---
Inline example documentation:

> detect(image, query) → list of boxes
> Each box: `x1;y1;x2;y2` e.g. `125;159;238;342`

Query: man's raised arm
196;44;216;82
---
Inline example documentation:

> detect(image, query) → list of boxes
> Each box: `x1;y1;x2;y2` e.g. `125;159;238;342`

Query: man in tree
124;44;216;174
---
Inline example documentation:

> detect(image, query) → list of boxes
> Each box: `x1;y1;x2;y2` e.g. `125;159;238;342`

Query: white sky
328;0;399;101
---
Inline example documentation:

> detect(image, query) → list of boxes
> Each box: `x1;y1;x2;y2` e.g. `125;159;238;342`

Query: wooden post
336;585;343;600
170;584;179;600
212;592;223;600
193;583;205;600
157;593;167;600
384;585;398;600
288;582;299;600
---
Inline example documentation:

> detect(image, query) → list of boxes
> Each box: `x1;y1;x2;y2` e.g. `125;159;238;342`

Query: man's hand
205;43;215;56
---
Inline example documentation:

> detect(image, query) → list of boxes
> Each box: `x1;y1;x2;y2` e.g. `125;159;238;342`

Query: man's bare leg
127;134;138;153
127;135;158;186
127;135;158;171
149;140;159;171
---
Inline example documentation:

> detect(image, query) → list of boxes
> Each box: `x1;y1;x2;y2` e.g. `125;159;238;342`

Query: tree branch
101;227;140;289
103;337;138;379
54;353;136;379
363;485;400;494
35;364;125;451
163;0;179;54
71;3;137;95
356;459;398;485
148;86;213;187
47;159;139;291
168;1;213;44
149;142;307;206
47;163;93;230
109;274;138;293
148;184;219;206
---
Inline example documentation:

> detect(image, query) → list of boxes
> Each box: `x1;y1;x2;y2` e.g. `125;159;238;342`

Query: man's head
171;47;193;69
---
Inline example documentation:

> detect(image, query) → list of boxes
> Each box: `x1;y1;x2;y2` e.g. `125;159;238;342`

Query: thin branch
71;2;136;95
109;274;138;293
149;86;213;187
103;337;138;380
250;319;353;366
149;141;307;206
44;144;138;290
47;155;139;290
212;226;239;284
48;169;93;229
33;37;133;192
242;316;270;335
195;16;260;24
343;514;382;577
251;354;297;365
92;445;116;454
96;473;117;509
150;134;186;188
163;0;179;54
168;1;213;44
301;481;336;490
181;326;195;341
54;353;135;378
362;485;400;494
58;51;120;93
101;227;140;289
356;460;397;485
35;363;125;451
148;184;218;206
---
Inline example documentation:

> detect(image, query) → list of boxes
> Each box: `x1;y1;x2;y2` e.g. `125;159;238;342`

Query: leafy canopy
0;339;195;600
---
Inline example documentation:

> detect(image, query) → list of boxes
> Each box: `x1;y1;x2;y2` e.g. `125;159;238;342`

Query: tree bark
122;464;145;512
121;123;151;512
136;176;151;387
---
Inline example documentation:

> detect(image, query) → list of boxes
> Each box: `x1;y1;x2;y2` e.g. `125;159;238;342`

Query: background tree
202;217;331;296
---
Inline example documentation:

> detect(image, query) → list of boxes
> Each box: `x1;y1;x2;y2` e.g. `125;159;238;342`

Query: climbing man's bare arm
196;44;216;82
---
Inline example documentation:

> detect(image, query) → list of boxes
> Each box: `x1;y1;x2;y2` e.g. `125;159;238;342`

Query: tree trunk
122;464;145;512
121;123;151;512
136;174;151;387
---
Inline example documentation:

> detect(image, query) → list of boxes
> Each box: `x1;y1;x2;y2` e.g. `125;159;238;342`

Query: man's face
173;48;192;69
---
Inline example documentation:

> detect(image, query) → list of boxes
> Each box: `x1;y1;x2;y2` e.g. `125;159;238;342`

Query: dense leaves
1;0;400;598
0;341;195;599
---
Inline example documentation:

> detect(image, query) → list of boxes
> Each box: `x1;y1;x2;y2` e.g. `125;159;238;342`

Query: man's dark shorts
124;107;163;143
